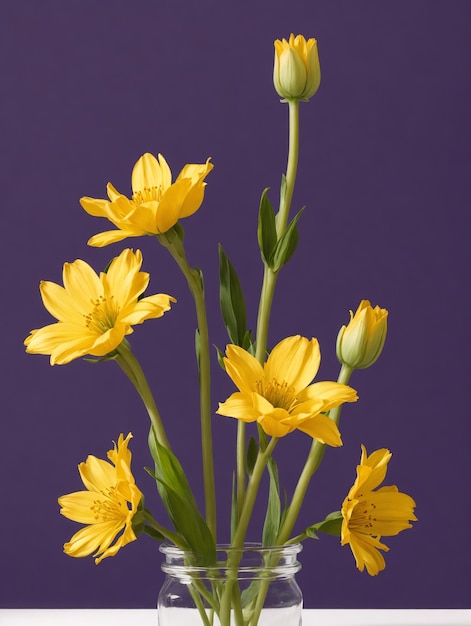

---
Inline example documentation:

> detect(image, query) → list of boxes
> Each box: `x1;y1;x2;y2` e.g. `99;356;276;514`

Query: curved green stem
158;231;217;540
276;364;354;544
115;339;171;450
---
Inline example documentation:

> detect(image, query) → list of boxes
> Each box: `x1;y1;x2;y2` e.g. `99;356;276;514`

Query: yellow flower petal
80;196;110;218
39;282;84;325
156;178;193;232
131;152;164;194
87;324;128;356
265;336;320;392
59;491;108;524
88;229;137;247
62;259;103;313
257;411;293;437
343;532;388;576
223;345;263;395
216;392;260;423
296;413;342;446
299;381;358;410
63;521;123;558
120;294;176;326
78;456;118;493
25;323;97;365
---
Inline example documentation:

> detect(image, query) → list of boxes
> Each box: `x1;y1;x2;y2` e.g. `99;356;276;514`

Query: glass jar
158;543;303;626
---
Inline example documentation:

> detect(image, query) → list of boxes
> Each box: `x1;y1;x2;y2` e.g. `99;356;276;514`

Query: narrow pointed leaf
305;511;343;540
262;457;281;546
246;436;259;477
271;208;304;272
218;244;247;345
257;187;277;265
147;429;216;564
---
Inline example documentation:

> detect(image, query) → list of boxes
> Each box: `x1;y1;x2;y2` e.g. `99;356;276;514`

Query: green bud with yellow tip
273;33;321;101
336;300;388;369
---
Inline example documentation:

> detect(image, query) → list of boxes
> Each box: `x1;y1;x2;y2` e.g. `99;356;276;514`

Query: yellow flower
273;34;321;101
58;433;142;564
216;335;357;443
336;300;388;369
341;445;417;576
25;248;175;365
80;152;213;246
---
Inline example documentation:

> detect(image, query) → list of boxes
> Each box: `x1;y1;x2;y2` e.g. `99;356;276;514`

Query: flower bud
336;300;388;369
273;34;321;101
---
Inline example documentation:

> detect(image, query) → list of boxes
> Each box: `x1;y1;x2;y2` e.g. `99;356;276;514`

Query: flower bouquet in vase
25;34;417;626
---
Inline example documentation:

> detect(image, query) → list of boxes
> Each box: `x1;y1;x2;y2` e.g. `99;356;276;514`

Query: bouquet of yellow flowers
25;34;416;626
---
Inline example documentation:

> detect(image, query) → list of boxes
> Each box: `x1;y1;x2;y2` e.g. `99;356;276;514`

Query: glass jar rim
159;542;303;579
159;541;303;556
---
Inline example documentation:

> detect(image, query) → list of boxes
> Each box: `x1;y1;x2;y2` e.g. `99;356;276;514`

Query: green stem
234;101;300;524
276;364;354;544
236;421;246;515
233;437;278;548
276;100;300;236
158;232;217;540
254;268;277;363
115;339;171;450
254;99;300;363
219;438;278;625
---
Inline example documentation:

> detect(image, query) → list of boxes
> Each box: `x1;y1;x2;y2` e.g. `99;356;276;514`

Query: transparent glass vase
157;543;303;626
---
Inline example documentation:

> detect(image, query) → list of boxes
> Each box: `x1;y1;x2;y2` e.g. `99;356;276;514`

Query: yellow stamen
83;295;119;334
133;186;161;204
260;378;298;411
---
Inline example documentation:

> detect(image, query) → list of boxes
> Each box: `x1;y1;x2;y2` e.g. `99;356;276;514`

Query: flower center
349;498;377;532
133;186;161;205
261;378;297;412
84;295;119;334
91;487;128;522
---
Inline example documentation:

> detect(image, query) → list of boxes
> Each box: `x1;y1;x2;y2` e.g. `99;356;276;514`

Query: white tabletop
0;609;469;625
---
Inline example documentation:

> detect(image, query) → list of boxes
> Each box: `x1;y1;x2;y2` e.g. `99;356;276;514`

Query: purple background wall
1;0;470;609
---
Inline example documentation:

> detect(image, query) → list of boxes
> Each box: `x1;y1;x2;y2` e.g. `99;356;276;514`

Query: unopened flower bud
273;34;321;101
336;300;388;369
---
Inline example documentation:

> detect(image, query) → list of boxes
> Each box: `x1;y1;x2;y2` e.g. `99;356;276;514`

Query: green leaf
131;497;146;537
270;208;304;272
214;344;226;370
242;330;255;354
171;221;185;243
262;457;281;547
218;244;247;345
147;429;216;565
304;511;343;540
143;525;165;541
83;352;118;364
240;580;261;607
246;436;259;477
257;188;277;266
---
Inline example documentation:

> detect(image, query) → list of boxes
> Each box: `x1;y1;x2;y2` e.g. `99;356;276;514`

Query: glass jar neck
160;542;302;581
